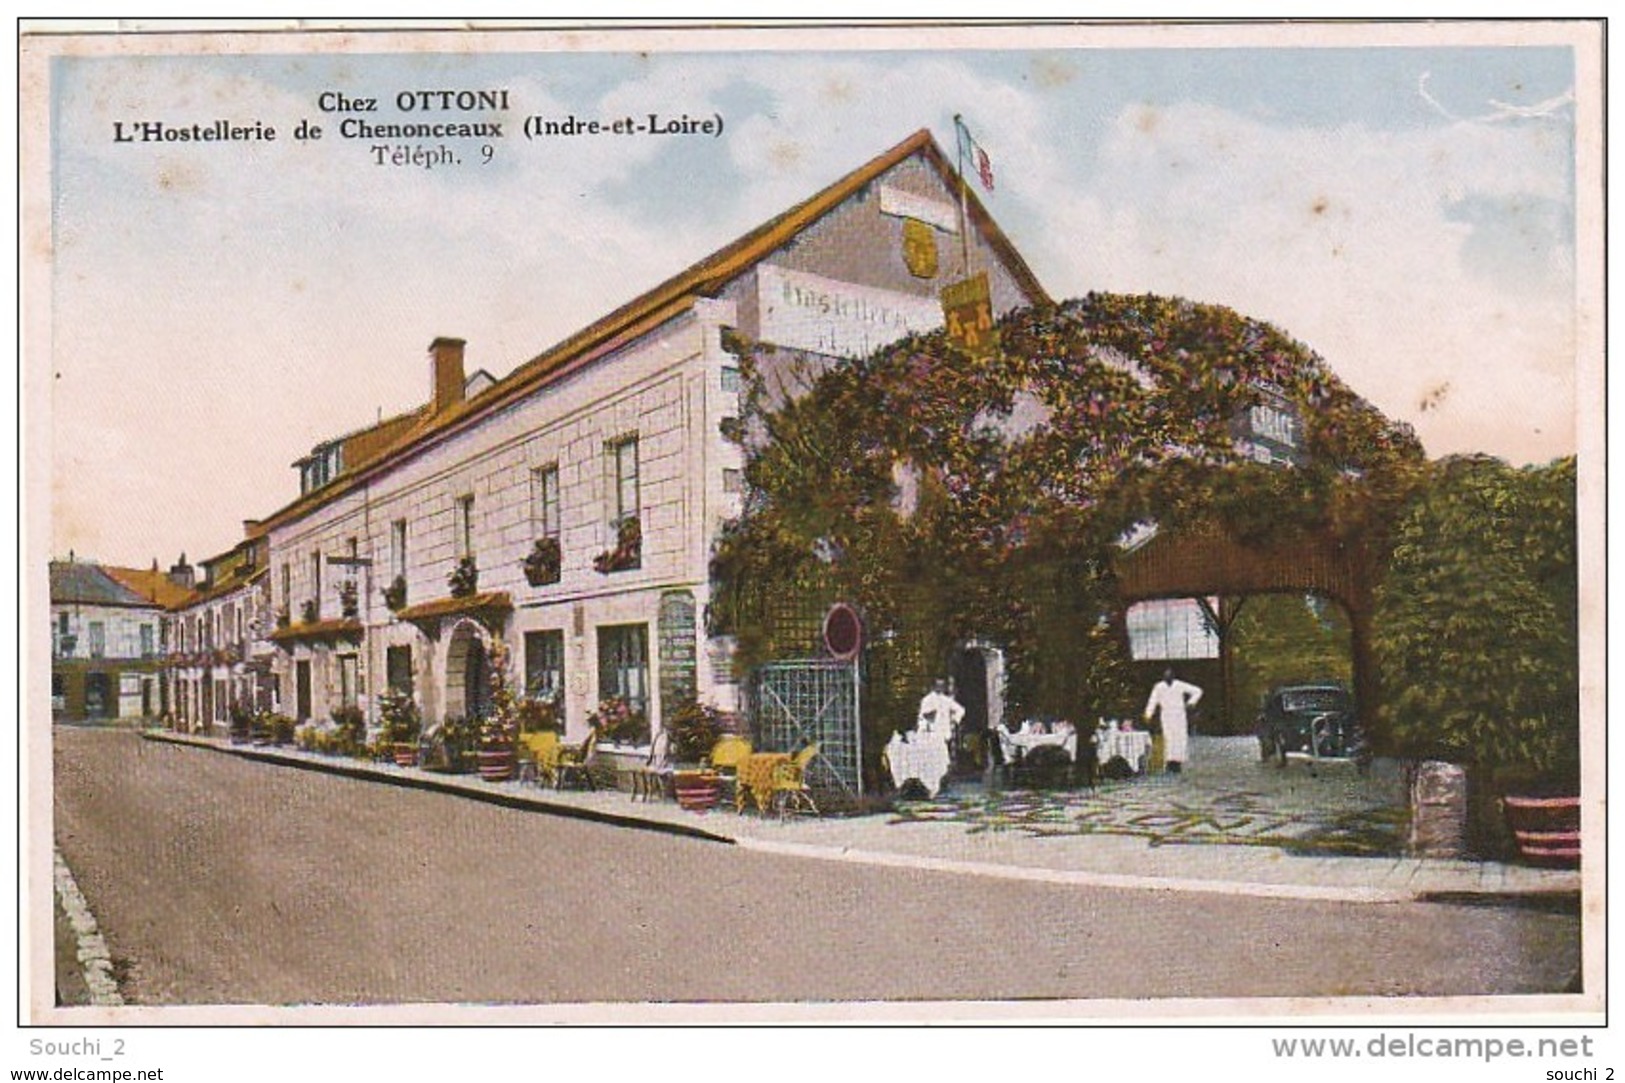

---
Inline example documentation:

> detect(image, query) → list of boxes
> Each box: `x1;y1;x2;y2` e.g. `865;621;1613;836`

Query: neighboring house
157;540;276;734
250;129;1046;747
49;557;163;721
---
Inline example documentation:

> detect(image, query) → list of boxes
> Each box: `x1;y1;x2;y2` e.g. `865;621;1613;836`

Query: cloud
1023;99;1576;465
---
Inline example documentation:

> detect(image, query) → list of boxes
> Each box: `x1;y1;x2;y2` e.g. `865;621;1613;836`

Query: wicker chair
769;742;821;820
518;731;561;787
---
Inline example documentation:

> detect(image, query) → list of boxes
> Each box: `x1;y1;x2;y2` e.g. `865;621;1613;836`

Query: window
57;612;68;636
1125;598;1221;661
721;365;742;393
723;468;743;495
455;494;476;558
281;563;291;610
140;624;155;659
391;520;407;581
524;630;565;702
235;606;244;645
531;465;561;540
87;621;105;658
338;654;359;709
597;623;649;717
608;436;640;528
311;551;322;620
385;646;413;696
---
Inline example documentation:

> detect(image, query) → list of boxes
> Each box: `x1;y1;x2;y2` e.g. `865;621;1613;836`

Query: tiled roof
103;566;199;610
250;129;1048;538
50;562;161;609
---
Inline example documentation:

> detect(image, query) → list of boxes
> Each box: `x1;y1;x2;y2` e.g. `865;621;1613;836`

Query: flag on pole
955;115;995;193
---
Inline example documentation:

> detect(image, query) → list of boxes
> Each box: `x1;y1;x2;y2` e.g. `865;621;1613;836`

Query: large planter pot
674;769;722;812
392;742;419;768
477;748;516;782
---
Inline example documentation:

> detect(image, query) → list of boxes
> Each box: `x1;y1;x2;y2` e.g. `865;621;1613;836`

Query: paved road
53;727;1579;1006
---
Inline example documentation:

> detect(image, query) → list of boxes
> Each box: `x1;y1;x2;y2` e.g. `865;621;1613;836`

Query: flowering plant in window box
299;599;319;624
592;516;642;574
275;607;291;629
338;580;359;619
448;555;479;598
521;536;563;587
588;695;649;747
382;575;407;612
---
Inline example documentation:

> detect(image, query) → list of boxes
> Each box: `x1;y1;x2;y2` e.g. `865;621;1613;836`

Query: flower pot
674;769;721;812
392;743;419;768
477;748;516;782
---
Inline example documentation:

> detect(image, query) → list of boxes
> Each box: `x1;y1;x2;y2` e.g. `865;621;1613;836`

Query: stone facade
247;131;1045;745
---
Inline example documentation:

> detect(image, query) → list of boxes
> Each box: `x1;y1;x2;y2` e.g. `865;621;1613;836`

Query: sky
39;23;1590;567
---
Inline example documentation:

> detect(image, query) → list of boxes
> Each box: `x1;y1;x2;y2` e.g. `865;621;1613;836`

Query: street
52;727;1579;1005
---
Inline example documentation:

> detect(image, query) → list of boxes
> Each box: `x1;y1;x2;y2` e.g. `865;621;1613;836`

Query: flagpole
952;114;970;275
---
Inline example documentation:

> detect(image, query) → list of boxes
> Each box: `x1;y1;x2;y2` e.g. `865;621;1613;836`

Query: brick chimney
168;553;195;589
430;337;467;415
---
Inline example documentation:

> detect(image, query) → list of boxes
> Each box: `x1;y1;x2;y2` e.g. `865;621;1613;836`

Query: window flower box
522;536;562;587
593;516;642;574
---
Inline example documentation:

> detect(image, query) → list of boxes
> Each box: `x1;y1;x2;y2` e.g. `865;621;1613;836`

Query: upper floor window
609;436;640;528
721;365;742;393
391;520;408;581
87;621;106;659
140;624;155;659
455;494;476;559
531;465;561;540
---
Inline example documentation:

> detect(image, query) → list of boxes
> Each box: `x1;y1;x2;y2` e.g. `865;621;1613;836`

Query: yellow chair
770;743;821;820
707;735;752;773
519;731;561;786
553;728;600;791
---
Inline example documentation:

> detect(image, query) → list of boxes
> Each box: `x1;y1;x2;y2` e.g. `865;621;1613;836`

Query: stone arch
444;618;493;722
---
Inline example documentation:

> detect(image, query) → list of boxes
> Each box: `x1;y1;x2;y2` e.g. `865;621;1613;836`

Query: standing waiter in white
1143;667;1203;775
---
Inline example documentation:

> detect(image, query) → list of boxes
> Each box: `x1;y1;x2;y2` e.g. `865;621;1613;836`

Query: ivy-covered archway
711;293;1424;765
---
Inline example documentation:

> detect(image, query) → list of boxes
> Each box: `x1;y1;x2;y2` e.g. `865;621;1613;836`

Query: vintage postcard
18;16;1606;1061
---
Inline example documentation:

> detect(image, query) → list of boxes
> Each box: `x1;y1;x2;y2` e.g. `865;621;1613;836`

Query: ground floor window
597;623;649;717
84;673;111;718
524;630;565;702
338;654;359;709
51;672;65;712
386;646;413;697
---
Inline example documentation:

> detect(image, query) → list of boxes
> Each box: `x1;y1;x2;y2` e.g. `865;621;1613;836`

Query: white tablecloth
999;729;1078;763
886;733;951;797
1096;729;1151;771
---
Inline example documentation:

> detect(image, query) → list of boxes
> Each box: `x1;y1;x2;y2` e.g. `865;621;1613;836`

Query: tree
1372;454;1578;785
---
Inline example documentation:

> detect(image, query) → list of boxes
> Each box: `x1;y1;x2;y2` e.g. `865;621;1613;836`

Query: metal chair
553;728;600;791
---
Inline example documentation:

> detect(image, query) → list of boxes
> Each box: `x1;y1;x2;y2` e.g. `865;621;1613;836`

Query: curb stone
53;848;124;1008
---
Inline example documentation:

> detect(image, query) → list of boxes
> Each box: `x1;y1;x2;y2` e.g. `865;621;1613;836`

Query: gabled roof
50;562;162;609
252;128;1049;538
103;565;198;610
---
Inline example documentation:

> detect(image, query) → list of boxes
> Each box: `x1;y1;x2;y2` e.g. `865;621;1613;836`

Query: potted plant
299;599;319;624
330;705;366;758
448;555;479;598
267;712;297;746
665;700;730;811
588;695;649;748
475;636;520;781
378;689;422;767
227;702;253;744
522;536;563;587
274;607;291;630
592;516;642;574
382;575;408;611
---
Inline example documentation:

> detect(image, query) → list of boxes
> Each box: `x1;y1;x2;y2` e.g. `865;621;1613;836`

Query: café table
1096;727;1152;775
998;726;1079;765
885;732;951;797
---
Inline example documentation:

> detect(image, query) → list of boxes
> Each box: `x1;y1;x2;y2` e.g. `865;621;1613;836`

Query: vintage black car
1255;683;1370;774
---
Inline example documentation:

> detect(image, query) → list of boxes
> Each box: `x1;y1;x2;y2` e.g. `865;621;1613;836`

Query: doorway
295;660;312;721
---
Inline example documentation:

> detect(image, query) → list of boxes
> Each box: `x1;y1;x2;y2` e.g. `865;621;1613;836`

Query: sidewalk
143;730;1582;904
